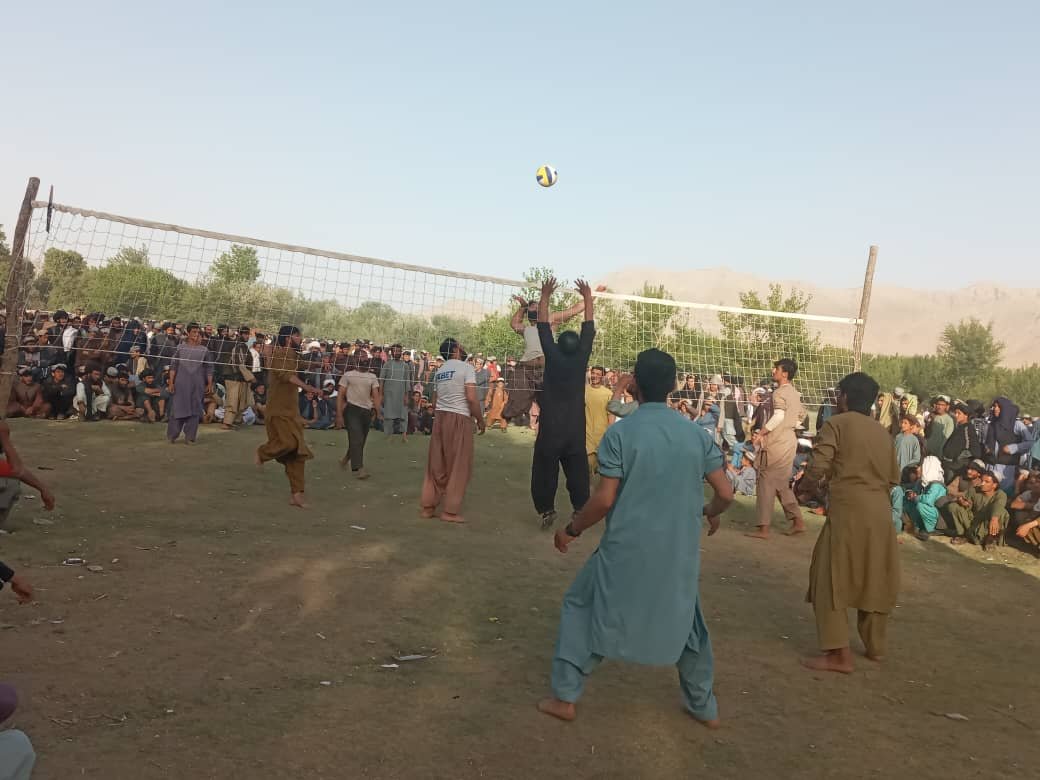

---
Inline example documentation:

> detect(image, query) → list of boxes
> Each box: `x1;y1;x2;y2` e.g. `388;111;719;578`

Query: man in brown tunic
255;325;320;509
801;371;900;673
748;358;806;539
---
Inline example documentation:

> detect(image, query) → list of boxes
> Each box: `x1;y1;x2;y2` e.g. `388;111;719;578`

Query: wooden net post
852;245;878;372
0;177;41;418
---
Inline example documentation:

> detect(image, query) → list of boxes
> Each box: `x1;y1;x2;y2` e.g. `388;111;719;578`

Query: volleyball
536;165;558;188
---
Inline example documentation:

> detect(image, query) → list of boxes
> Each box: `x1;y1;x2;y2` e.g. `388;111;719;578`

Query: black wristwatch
565;522;582;538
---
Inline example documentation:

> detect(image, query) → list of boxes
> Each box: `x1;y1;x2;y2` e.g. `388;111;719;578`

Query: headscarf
985;395;1019;454
920;455;944;487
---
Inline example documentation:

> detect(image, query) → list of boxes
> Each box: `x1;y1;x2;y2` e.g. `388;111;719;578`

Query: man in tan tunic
748;358;806;539
800;371;900;673
255;325;320;509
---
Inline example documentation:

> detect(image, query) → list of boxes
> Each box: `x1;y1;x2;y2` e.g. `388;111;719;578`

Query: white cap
893;386;905;397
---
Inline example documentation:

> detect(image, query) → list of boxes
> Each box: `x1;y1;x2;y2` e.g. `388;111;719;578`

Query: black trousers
531;437;589;515
345;404;371;470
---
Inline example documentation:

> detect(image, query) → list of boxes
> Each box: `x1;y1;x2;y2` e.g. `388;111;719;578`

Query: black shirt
536;320;595;438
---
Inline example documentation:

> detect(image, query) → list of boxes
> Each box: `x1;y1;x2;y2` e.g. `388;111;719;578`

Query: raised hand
575;279;592;299
511;294;529;307
540;276;558;299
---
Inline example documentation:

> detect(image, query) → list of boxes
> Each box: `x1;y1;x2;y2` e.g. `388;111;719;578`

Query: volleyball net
10;199;863;406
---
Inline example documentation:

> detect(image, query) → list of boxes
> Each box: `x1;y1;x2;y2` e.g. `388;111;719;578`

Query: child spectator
903;456;947;542
726;449;757;496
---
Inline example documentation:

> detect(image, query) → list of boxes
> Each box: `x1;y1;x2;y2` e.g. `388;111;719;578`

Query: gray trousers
344;404;372;470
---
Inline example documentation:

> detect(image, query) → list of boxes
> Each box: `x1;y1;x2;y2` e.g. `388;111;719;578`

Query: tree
84;262;187;320
937;318;1004;397
0;225;9;256
31;248;87;308
211;244;261;285
109;245;151;266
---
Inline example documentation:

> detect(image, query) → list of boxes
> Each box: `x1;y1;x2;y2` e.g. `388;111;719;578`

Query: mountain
598;267;1039;368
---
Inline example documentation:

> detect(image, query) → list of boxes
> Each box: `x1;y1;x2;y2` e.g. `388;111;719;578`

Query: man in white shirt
501;286;605;426
336;355;381;480
420;338;486;523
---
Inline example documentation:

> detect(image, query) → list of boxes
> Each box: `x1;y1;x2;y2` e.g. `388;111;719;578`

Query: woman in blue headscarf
983;396;1031;493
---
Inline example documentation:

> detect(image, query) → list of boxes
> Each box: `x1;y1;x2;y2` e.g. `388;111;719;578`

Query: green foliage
211;244;261;285
31;248;87;308
0;225;9;256
109;245;150;266
937;318;1003;395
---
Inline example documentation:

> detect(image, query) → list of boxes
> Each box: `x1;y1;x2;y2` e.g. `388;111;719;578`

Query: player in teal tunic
538;348;735;727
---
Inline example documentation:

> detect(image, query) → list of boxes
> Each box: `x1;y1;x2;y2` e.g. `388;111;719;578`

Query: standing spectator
379;344;411;442
983;396;1031;493
149;322;179;376
419;360;437;401
115;319;147;366
75;366;110;421
6;368;44;418
167;323;213;444
923;395;954;458
585;366;613;476
473;357;491;411
486;356;501;381
222;326;255;430
484;377;509;431
249;333;266;384
893;387;918;417
401;349;419;385
816;388;838;434
336;356;381;479
941;402;982;479
749;359;806;539
894;414;922;472
17;335;41;373
41;364;76;419
420;337;485;523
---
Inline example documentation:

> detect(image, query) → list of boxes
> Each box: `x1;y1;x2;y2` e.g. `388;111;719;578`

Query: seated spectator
894;413;922;471
417;398;434;435
407;390;423;434
136;370;164;422
946;470;1008;549
891;464;922;534
252;381;268;423
76;366;111;421
941;402;982;478
202;384;223;424
7;368;45;419
41;364;76;420
903;456;947;542
300;385;335;430
1011;471;1040;557
108;373;144;421
726;449;757;496
0;683;35;780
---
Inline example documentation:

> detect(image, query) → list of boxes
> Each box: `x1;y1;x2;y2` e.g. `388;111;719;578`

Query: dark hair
836;371;879;415
276;324;300;346
634;348;677;403
774;358;798;380
899;413;917;426
557;330;580;355
900;464;919;483
439;338;466;361
980;471;998;484
951;402;971;417
185;322;201;333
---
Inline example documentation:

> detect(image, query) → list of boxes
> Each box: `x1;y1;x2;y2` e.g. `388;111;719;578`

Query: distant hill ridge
599;267;1039;368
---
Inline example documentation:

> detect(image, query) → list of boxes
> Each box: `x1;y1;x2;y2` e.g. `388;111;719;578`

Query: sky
2;1;1038;291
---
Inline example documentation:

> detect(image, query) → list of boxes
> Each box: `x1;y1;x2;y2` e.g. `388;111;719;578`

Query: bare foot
338;454;350;469
688;713;721;730
537;698;576;721
221;424;234;431
355;469;370;480
419;508;436;519
440;513;466;524
745;528;770;540
864;653;883;663
254;452;263;467
801;649;854;674
785;523;806;536
290;493;310;509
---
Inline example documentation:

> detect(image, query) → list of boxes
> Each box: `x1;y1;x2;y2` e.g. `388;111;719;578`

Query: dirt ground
0;418;1037;779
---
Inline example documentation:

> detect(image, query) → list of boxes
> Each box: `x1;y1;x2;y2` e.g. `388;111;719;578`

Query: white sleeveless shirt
520;325;544;362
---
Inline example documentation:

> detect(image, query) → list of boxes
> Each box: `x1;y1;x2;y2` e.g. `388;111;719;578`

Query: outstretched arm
510;295;529;335
537;277;558;324
550;283;605;325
